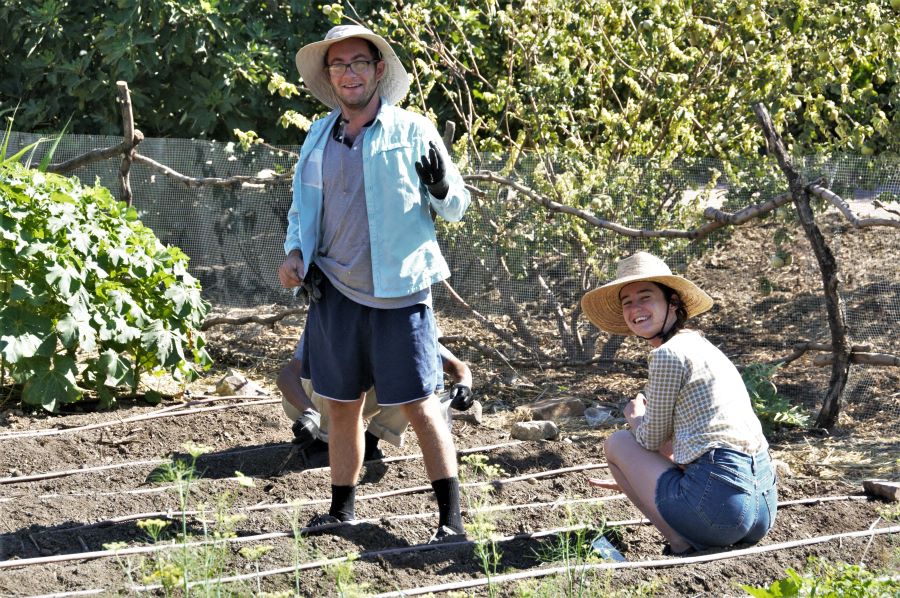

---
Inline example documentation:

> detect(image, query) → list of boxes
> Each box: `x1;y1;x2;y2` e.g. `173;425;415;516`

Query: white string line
1;495;868;572
119;519;900;595
0;397;280;441
0;440;524;486
369;524;900;598
3;495;630;571
24;462;608;536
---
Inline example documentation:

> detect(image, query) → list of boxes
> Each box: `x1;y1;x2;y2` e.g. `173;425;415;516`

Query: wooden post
752;103;851;429
116;81;142;206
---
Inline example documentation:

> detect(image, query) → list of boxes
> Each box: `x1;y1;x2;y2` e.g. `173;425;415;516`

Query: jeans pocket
695;470;753;533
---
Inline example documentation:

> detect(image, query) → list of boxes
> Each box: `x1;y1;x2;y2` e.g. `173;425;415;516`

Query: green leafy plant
0;162;212;411
529;504;624;598
460;453;506;597
742;363;810;431
124;444;257;595
326;553;369;598
742;557;900;597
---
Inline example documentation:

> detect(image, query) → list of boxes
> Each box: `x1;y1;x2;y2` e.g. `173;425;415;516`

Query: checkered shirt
633;331;768;465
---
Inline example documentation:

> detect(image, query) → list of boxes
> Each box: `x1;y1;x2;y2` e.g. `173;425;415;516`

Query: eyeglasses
325;60;378;76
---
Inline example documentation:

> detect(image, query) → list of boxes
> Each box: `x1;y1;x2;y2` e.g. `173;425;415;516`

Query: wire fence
6;131;900;433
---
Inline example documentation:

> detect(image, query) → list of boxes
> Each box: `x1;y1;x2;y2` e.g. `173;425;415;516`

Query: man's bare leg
402;395;457;481
327;394;367;485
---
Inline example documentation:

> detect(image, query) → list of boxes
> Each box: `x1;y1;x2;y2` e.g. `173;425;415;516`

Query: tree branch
200;308;306;331
807;184;900;229
812;352;900;367
753;103;851;430
132;153;291;189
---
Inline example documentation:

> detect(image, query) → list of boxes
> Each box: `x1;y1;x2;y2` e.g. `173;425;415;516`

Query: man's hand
449;384;474;411
415;141;449;199
278;251;305;288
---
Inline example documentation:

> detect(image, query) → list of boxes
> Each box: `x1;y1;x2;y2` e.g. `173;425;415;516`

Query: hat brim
295;31;410;109
581;274;713;336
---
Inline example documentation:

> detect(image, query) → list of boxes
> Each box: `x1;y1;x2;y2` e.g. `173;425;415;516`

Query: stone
511;420;559;441
456;400;483;425
862;479;900;502
214;371;269;396
522;396;585;420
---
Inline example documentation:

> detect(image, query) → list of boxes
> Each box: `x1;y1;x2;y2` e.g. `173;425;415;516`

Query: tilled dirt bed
0;394;897;597
2;215;899;596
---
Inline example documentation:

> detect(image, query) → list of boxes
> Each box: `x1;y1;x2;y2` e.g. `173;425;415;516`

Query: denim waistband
701;447;771;474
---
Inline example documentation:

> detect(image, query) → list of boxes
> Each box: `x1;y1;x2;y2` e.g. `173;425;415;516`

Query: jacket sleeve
418;124;470;222
283;153;303;256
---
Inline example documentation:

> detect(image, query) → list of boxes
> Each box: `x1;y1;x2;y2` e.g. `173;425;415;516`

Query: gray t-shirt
316;125;430;309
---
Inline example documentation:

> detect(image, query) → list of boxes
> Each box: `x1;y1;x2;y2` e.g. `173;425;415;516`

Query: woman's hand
624;392;647;428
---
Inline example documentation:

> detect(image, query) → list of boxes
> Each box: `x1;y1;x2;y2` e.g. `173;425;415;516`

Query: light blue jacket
285;103;470;298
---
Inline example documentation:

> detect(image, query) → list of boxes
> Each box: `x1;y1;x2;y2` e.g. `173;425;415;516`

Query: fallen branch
767;341;874;367
808;184;900;229
813;352;900;367
465;172;698;239
200;307;306;330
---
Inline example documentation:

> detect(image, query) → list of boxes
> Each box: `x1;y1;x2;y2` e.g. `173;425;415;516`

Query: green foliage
742;363;810;431
525;504;627;597
0;163;211;411
0;0;333;144
742;557;900;597
112;443;260;595
361;0;899;160
460;454;506;596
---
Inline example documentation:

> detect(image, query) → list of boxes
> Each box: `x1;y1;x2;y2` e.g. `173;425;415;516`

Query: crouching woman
581;252;777;556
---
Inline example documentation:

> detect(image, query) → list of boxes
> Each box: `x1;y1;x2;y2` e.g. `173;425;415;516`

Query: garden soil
1;215;898;596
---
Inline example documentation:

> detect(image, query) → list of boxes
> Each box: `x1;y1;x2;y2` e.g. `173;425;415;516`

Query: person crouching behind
581;252;777;556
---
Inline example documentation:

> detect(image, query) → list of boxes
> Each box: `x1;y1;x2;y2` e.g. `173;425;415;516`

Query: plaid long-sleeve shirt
633;331;768;465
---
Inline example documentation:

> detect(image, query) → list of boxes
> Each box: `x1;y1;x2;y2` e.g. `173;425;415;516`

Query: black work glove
449;384;474;411
415;141;449;199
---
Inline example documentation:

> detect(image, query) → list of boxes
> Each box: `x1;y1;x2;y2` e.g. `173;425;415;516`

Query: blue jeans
656;448;777;550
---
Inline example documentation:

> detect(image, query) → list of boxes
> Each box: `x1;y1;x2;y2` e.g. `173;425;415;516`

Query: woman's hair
653;282;689;343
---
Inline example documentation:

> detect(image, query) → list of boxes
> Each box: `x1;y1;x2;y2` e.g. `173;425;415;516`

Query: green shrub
743;557;900;597
742;363;810;432
0;162;211;411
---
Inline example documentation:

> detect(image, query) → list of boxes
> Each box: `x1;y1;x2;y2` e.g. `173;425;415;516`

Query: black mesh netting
6;131;899;430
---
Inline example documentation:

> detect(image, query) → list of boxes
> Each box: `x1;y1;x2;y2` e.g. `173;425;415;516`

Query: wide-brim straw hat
581;252;714;335
295;25;410;109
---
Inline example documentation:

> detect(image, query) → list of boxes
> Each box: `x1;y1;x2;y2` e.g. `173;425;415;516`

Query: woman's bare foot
587;478;621;491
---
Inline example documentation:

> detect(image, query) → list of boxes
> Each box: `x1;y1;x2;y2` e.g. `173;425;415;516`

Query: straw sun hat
581;252;714;336
294;25;410;109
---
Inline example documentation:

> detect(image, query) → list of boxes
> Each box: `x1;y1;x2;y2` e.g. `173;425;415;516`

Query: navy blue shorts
656;448;778;550
299;274;441;405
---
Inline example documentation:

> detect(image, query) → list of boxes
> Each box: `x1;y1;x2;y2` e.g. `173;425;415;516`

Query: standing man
278;24;471;543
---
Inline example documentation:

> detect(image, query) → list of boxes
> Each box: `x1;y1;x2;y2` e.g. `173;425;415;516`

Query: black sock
364;430;380;459
329;485;356;522
431;477;463;533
